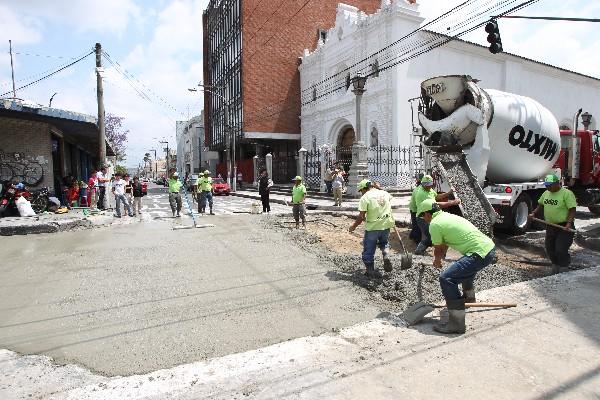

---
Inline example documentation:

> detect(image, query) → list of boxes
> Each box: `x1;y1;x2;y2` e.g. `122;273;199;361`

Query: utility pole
95;43;106;166
9;40;16;98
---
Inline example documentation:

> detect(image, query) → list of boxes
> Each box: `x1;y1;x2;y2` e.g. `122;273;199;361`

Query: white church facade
298;0;600;187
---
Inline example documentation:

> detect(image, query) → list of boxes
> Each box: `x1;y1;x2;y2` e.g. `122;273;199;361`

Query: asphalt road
0;188;380;376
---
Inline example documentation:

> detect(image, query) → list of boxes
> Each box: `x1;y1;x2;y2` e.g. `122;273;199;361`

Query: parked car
212;177;230;195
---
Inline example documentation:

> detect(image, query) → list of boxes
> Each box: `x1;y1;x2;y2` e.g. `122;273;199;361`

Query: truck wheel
511;194;532;234
589;205;600;216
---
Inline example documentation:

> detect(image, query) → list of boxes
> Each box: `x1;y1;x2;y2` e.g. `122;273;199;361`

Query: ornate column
347;74;369;197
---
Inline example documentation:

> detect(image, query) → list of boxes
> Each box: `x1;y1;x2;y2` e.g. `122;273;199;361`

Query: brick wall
0;117;53;189
241;0;381;136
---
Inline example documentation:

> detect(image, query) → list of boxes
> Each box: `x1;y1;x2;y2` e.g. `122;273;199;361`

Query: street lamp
189;84;237;191
582;111;593;130
347;73;369;197
148;149;157;179
49;92;58;107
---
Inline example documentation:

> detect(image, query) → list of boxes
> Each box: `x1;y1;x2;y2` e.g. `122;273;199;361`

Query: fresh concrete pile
265;216;531;310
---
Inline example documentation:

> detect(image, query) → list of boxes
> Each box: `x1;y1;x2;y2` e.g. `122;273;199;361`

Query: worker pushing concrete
529;174;577;274
349;179;395;279
197;170;214;215
410;174;456;255
291;176;307;229
168;172;183;217
417;198;495;334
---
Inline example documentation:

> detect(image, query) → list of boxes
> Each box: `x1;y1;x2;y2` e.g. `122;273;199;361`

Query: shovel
393;225;413;271
399;301;517;326
531;217;576;234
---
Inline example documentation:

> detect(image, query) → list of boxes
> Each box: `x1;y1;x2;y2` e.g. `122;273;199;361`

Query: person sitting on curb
417;198;495;334
528;174;577;274
348;179;394;279
168;172;183;217
411;175;455;255
291;176;307;229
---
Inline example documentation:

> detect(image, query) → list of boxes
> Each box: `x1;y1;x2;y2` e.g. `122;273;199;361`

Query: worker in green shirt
410;174;455;255
168;171;183;217
197;170;214;215
408;173;424;242
418;198;495;334
348;179;395;279
291;176;307;229
529;174;577;274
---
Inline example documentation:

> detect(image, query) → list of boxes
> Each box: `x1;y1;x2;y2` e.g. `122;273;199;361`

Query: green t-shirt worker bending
167;172;183;217
291;176;307;229
529;174;577;274
349;179;395;279
418;198;495;335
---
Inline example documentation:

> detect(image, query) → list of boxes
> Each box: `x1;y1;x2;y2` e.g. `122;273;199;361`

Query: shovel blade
400;253;413;270
399;302;435;326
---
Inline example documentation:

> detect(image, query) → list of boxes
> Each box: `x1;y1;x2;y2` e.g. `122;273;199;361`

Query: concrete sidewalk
2;266;599;399
0;209;138;236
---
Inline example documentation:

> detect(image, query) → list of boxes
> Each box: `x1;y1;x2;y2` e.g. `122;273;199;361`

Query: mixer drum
485;89;561;183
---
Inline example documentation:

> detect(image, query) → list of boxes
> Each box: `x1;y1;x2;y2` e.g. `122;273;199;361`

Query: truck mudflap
430;150;497;237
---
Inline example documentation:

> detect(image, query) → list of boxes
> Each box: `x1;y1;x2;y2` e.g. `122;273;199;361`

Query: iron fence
303;145;419;189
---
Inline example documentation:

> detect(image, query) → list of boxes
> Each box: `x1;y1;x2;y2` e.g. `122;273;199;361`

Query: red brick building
202;0;380;182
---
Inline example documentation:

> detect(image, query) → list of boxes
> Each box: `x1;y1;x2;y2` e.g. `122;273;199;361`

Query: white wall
300;0;600;151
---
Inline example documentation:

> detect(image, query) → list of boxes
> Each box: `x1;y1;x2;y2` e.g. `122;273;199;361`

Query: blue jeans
362;229;390;267
416;217;432;248
115;194;132;217
439;248;496;300
199;191;213;212
409;211;422;241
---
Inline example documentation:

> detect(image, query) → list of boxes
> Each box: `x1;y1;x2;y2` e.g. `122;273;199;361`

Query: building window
345;73;351;90
371;59;379;78
318;29;327;43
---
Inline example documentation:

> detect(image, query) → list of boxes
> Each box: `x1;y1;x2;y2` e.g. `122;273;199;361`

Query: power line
0;50;94;98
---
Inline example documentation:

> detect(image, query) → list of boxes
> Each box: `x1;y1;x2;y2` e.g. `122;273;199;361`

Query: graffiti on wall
0;149;45;185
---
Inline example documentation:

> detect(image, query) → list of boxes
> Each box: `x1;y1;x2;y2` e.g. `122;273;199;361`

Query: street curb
0;218;90;236
231;192;407;213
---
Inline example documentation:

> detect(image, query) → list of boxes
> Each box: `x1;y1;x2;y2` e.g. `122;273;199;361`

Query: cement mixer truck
415;75;600;234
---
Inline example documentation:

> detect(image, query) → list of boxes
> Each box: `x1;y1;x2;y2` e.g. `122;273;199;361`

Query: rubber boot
413;242;428;256
364;263;382;279
462;282;476;303
209;207;215;215
433;298;466;334
382;249;393;272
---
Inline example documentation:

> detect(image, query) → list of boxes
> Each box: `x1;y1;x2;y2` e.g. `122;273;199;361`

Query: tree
115;165;128;175
105;113;129;162
143;153;150;175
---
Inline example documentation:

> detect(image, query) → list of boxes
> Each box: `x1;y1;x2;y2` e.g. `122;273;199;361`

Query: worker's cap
421;175;434;186
417;198;440;217
172;172;179;177
357;179;371;191
203;170;210;175
292;176;302;181
544;174;560;186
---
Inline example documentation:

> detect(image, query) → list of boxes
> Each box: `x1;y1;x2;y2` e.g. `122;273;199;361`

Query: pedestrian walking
417;198;494;334
411;174;456;255
197;170;214;215
407;173;424;243
348;179;395;279
332;168;345;206
112;172;133;218
124;174;133;207
324;166;334;195
237;171;243;190
131;176;145;216
258;169;272;213
529;174;577;274
168;172;183;217
291;176;307;229
96;166;109;210
87;170;98;208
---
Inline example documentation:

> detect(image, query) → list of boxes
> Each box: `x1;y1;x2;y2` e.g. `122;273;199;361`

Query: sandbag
16;196;36;217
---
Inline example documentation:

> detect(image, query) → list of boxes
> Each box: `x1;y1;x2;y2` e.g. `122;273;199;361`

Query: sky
1;0;599;168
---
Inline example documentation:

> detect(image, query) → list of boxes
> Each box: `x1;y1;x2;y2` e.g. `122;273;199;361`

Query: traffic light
485;20;503;54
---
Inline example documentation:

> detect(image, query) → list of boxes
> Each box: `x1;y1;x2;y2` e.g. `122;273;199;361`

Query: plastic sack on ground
16;196;36;217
